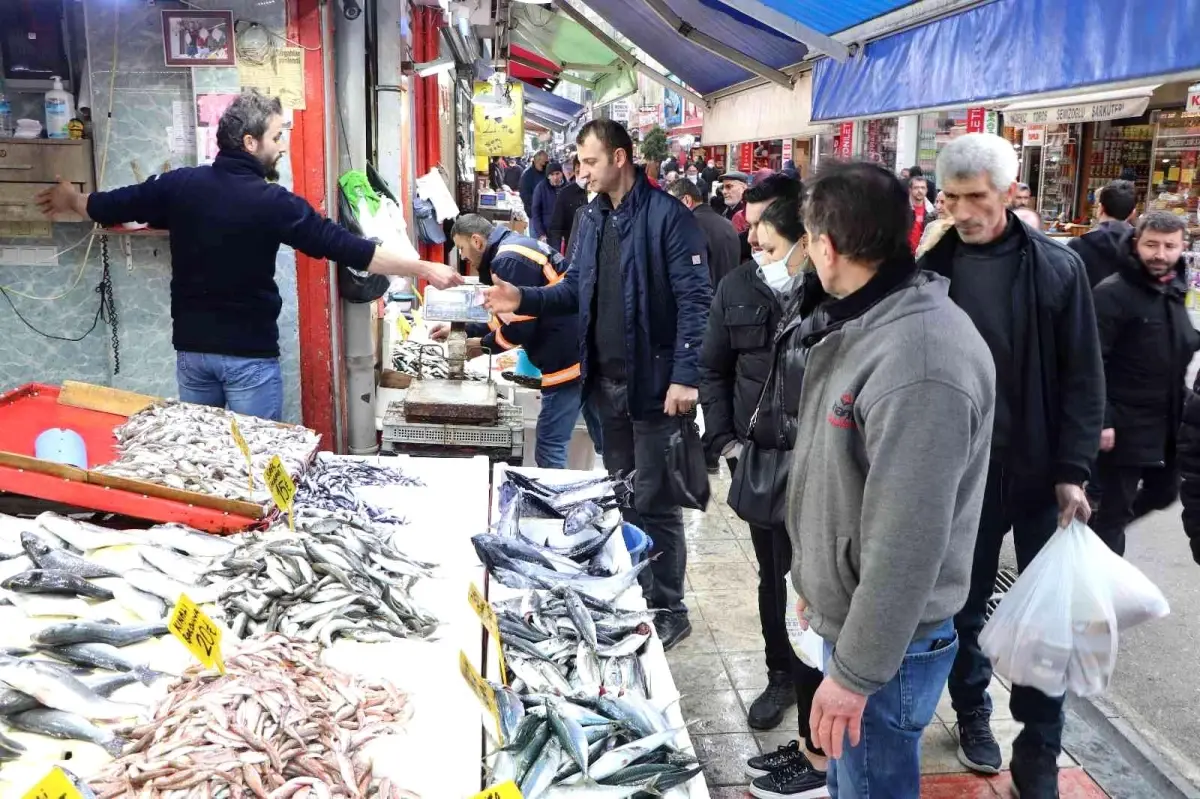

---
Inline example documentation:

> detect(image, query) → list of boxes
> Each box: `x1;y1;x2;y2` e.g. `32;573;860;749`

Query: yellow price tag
263;454;296;531
468;582;508;685
396;312;413;342
22;767;83;799
169;593;225;674
230;419;253;492
459;649;501;740
471;781;523;799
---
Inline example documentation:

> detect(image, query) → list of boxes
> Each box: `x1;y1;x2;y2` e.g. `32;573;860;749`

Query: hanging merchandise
336;166;403;303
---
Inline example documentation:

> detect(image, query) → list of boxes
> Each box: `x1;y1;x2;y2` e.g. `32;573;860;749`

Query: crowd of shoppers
475;120;1199;799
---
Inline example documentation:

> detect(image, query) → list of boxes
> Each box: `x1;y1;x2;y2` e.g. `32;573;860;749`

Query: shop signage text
1006;96;1150;127
837;121;854;159
782;140;792;164
738;142;753;172
1022;126;1045;147
966;107;986;133
1189;84;1200;113
984;110;1000;135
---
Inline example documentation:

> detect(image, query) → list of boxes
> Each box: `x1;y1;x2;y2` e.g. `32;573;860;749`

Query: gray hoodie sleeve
826;379;990;696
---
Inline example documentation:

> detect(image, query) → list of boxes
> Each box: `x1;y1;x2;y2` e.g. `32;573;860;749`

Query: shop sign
610;100;631;123
866;120;882;163
984;110;1000;135
782;139;793;164
1005;95;1150;127
837;121;854;159
738;142;753;171
966;107;986;133
1189;84;1200;113
1022;126;1045;147
473;80;525;157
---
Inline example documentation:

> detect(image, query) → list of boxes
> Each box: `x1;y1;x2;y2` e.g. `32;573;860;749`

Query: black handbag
727;364;790;528
666;414;711;511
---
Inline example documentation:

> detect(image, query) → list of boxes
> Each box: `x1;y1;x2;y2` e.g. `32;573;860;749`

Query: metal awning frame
712;0;848;61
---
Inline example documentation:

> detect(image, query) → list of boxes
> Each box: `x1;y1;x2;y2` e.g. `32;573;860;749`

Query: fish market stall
0;454;497;797
466;464;711;798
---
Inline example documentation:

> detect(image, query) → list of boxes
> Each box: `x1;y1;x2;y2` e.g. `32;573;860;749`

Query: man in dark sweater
482;119;712;651
35;90;460;421
549;156;589;254
1068;179;1138;287
667;177;740;290
921;133;1103;799
519;151;549;216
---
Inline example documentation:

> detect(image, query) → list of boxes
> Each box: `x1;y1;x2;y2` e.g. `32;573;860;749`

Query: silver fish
578;730;680;781
21;531;123;578
122;568;218;604
0;670;141;716
36;642;167;685
0;658;142;720
1;569;113;600
33;620;169;647
520;735;564;799
6;708;127;756
128;524;236;559
548;700;592;780
138;546;211;583
35;512;141;551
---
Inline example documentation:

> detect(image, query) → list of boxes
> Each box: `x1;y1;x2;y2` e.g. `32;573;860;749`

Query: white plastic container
44;76;75;139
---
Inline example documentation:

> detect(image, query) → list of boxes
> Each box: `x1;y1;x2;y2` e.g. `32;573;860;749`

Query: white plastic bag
980;520;1169;698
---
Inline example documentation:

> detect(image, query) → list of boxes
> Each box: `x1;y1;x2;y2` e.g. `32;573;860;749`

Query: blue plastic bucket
35;428;88;469
622;522;653;564
514;349;542;378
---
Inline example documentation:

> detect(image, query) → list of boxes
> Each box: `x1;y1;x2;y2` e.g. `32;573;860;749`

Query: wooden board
0;451;88;482
86;471;264;520
58;381;160;417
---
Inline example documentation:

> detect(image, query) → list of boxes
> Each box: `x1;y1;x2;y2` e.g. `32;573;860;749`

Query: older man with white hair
919;133;1104;799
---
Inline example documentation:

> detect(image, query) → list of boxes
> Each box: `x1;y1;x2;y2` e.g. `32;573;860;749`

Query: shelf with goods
1039;126;1081;225
1149;110;1200;226
1082;123;1154;217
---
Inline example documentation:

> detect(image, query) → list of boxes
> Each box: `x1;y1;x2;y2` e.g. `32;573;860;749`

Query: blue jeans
176;351;284;421
581;393;604;455
535;382;584;468
825;619;959;799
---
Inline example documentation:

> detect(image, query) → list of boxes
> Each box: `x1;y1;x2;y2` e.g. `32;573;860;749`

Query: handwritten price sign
263;454;296;531
459;649;501;740
22;768;83;799
471;782;522;799
468;582;508;685
230;418;253;492
169;593;225;674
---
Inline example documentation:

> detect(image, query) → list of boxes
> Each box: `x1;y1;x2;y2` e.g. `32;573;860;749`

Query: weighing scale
381;286;525;461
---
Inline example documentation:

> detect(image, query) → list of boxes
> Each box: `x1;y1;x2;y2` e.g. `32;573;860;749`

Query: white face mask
687;174;698;184
576;177;588;189
757;243;798;291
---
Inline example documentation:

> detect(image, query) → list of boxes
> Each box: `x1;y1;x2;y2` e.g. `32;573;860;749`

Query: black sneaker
745;739;821;779
1010;749;1060;798
749;761;829;799
705;456;720;475
654;612;692;652
956;711;1002;774
747;670;798;730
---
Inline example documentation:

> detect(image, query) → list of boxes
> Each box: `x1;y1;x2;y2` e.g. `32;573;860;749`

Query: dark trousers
1091;454;1179;556
949;465;1065;757
595;378;687;614
747;523;824;743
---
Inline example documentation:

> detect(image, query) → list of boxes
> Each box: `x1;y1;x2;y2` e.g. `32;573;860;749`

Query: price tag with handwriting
468;582;508;685
169;593;225;674
459;649;501;739
471;782;522;799
230;419;253;492
263;454;296;531
22;768;83;799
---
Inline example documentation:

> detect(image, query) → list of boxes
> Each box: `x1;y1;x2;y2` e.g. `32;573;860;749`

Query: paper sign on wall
238;47;307;109
474;81;524;157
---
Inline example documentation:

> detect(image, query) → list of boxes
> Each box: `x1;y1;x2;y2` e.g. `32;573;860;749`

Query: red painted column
413;5;443;265
286;0;340;449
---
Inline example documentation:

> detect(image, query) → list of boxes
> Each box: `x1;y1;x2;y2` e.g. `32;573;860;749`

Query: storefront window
863;118;898;170
1039;123;1081;225
1150;110;1200;225
917;110;970;178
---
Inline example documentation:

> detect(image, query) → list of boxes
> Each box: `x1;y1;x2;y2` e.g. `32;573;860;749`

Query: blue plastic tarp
518;81;585;120
812;0;1200;121
698;0;917;37
580;0;808;95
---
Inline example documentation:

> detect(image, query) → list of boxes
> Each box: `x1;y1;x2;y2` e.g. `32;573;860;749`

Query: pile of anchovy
88;635;418;798
294;455;422;528
208;512;440;644
390;340;483;380
94;401;320;505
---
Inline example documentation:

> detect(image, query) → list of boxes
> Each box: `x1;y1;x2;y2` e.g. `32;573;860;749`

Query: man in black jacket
519;151;549;215
1068;179;1138;287
667;178;740;290
1092;212;1200;555
922;133;1103;798
35;90;460;421
549;156;589;253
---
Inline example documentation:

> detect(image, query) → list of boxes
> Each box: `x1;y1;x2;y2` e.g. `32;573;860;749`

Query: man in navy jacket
484;119;712;649
35;90;459;421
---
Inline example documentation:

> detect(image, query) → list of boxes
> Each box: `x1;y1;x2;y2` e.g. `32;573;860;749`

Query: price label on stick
471;781;522;799
23;767;83;799
169;593;225;674
263;454;296;531
468;582;508;685
230;418;253;492
459;649;501;740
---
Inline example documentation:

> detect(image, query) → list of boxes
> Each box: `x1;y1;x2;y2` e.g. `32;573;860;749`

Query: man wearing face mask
34;89;460;421
549;156;590;254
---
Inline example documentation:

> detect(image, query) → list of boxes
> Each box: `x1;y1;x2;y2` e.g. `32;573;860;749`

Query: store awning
811;0;1200;122
508;45;559;89
999;85;1159;127
519;81;585;123
702;70;826;144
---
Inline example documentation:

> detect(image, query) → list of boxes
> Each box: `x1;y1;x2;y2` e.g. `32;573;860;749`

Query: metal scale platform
380;286;525;461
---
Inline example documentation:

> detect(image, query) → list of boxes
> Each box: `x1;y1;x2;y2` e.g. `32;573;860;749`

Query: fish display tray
0;382;262;532
382;400;523;458
401;379;500;424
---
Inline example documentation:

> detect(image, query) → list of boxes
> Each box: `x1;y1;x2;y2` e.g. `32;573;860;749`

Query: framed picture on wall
161;10;235;68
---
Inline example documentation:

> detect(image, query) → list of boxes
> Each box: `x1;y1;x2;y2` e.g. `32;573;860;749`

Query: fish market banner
474;81;525;157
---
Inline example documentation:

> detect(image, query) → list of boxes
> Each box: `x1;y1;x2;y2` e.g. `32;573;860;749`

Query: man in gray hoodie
786;161;996;798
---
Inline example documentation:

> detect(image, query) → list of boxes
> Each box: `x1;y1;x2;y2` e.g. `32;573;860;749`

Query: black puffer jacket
1094;234;1200;466
921;220;1104;496
698;261;785;458
1068;220;1133;288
